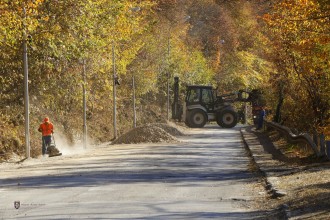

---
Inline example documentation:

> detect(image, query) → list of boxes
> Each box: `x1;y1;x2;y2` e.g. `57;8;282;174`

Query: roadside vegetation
0;0;329;159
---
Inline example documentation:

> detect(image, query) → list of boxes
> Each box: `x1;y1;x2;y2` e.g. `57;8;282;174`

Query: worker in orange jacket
38;117;54;155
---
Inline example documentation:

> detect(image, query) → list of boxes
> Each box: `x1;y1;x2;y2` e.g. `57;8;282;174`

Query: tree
263;0;330;133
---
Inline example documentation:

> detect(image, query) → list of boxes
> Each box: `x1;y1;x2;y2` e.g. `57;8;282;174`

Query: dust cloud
52;132;90;156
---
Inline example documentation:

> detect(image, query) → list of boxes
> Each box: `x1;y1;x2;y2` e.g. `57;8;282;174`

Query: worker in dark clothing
257;107;266;130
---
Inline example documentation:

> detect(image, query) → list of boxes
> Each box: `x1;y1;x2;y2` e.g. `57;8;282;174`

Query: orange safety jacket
38;122;54;136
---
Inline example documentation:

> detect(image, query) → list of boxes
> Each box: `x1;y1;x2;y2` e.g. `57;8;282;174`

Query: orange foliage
262;0;329;132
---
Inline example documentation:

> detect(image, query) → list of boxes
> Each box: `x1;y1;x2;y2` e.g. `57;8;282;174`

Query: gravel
112;122;185;144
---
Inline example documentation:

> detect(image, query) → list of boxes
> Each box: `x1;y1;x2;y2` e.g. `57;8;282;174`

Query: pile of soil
112;123;185;144
151;122;185;136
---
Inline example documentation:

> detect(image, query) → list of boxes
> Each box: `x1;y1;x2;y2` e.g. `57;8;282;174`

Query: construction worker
38;117;54;156
257;106;266;130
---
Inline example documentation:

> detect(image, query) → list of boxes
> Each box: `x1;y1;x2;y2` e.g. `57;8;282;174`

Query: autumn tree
0;0;156;155
263;0;330;134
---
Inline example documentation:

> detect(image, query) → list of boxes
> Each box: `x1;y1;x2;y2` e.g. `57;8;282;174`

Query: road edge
240;126;290;219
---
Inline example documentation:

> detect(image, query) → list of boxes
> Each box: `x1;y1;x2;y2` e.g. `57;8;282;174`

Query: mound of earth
151;122;185;136
112;123;183;144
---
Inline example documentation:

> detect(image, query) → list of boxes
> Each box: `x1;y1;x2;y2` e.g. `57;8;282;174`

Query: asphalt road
0;125;267;219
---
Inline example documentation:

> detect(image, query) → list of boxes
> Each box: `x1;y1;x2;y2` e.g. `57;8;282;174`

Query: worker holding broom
38;117;54;156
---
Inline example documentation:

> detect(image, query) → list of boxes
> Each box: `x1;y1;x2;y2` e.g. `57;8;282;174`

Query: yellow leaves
42;15;50;22
0;0;49;45
262;13;272;24
263;0;330;129
265;0;329;49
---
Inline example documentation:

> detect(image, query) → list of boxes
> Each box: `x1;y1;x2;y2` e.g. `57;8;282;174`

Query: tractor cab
185;85;216;113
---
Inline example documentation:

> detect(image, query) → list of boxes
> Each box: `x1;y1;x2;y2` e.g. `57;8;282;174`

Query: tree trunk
274;82;284;123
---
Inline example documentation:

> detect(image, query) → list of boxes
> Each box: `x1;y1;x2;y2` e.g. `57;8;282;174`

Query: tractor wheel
188;109;207;128
216;109;238;128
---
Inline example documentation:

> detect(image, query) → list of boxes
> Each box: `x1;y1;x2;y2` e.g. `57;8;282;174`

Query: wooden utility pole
23;7;30;158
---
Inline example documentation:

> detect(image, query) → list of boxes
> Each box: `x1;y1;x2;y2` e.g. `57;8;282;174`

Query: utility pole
82;59;87;149
167;36;170;121
112;43;117;139
23;7;30;158
165;16;190;121
132;72;136;128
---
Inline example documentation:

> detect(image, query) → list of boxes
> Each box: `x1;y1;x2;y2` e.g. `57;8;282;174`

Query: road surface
0;125;268;219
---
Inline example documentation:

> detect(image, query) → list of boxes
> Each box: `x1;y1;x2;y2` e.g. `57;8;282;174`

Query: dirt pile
112;123;185;144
